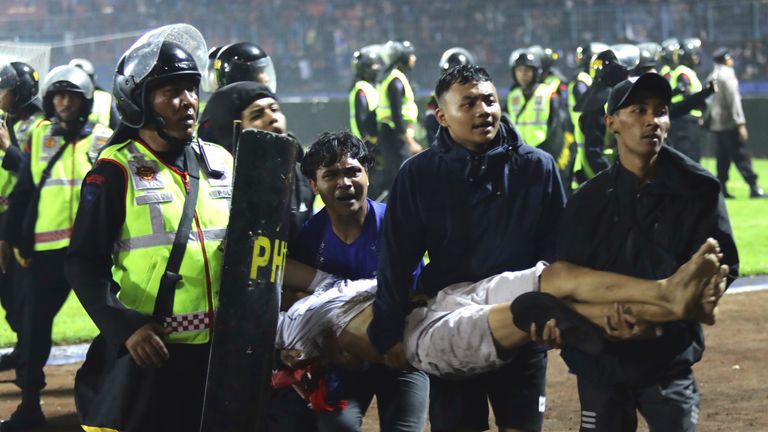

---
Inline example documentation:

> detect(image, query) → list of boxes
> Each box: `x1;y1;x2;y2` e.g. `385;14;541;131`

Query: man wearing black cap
557;73;739;432
706;48;766;198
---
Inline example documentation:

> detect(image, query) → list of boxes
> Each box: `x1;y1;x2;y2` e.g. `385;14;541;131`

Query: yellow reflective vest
88;89;114;128
349;80;379;140
376;68;418;130
99;139;232;344
0;113;45;213
670;65;703;117
29;121;112;251
507;84;552;147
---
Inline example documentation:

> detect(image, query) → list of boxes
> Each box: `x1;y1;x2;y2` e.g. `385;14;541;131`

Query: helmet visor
122;24;208;84
252;56;276;93
0;63;19;91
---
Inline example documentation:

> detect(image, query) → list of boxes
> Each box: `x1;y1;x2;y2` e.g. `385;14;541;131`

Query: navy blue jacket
368;118;566;354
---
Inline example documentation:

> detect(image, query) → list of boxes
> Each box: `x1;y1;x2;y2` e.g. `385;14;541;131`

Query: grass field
0;158;765;348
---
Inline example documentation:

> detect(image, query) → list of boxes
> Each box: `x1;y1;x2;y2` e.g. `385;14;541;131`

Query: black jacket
558;145;738;386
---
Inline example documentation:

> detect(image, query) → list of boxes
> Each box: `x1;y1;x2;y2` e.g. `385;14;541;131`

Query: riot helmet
438;47;475;73
381;40;416;70
509;48;541;86
529;45;558;75
113;23;207;129
352;44;382;83
591;47;637;87
201;45;223;93
635;42;662;75
678;38;702;67
0;61;39;112
576;42;609;72
69;58;96;83
661;38;680;67
214;42;276;92
42;65;94;120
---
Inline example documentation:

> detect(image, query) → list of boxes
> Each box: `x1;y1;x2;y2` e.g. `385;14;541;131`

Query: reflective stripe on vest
100;139;232;344
88;89;113;127
670;65;703;117
349;80;379;139
376;68;418;129
507;84;551;147
30;121;112;251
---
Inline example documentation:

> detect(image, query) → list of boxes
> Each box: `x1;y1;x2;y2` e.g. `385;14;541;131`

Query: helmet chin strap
151;113;192;148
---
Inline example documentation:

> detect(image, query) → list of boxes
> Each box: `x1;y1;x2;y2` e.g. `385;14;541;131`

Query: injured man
276;238;728;377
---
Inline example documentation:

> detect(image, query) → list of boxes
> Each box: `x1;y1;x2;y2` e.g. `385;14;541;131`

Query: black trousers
0;259;24;335
714;128;758;187
668;116;702;163
15;248;71;391
369;125;407;201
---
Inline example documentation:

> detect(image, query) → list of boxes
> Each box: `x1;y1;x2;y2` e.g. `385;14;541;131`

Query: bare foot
661;238;721;320
695;264;729;325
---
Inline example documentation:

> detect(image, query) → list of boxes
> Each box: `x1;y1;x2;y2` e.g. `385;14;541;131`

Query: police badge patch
135;164;156;181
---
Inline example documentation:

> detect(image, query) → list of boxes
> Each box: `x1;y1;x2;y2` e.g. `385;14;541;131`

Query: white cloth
275;277;377;360
404;262;547;377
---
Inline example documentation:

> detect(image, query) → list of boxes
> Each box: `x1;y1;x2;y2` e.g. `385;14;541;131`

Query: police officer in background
0;64;111;431
424;47;475;145
66;24;231;431
666;38;705;162
69;58;120;130
507;47;570;184
570;42;608;184
349;44;382;146
0;61;44;375
372;40;421;200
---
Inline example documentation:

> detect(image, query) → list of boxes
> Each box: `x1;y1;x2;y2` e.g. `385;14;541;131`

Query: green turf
0;158;765;347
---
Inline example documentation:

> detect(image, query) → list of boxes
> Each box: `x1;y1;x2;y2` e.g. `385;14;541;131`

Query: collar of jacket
50;119;94;142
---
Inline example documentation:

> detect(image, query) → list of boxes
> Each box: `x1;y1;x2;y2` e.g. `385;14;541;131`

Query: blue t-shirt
291;198;386;280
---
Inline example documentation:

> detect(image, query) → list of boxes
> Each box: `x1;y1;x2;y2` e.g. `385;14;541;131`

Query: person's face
435;80;501;152
407;54;417;69
514;65;535;87
0;89;13;112
52;91;85;122
149;77;199;140
605;93;670;161
240;97;286;135
725;57;735;67
310;154;368;217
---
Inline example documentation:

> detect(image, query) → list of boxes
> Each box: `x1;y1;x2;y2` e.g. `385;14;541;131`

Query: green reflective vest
101;139;232;344
0;114;45;213
376;68;418;129
670;65;703;117
88;89;114;128
569;72;593;177
349;80;379;139
30;121;112;251
507;84;552;147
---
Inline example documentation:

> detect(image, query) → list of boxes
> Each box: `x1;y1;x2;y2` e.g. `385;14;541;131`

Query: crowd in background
1;0;768;95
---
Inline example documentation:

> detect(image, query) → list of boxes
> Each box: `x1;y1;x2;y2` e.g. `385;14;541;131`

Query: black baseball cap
606;73;672;115
712;47;732;64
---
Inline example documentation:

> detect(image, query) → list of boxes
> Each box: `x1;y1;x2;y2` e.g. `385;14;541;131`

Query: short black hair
301;131;373;181
435;64;493;102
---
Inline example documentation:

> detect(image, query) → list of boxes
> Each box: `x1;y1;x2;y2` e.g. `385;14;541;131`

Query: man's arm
670;84;714;119
580;110;612;175
369;166;427;356
387;78;421;155
64;161;153;354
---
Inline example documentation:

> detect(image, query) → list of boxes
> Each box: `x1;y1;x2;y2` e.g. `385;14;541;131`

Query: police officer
507;47;570;183
372;40;421;199
570;42;608;184
667;38;705;162
0;61;44;374
65;24;231;431
0;64;111;431
69;58;120;129
659;38;679;79
424;47;475;145
350;44;382;145
634;42;663;76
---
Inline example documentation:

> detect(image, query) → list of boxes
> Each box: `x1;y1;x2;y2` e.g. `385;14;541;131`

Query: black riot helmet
381;40;416;70
634;42;662;75
576;42;609;72
42;65;94;120
509;48;541;85
352;44;382;83
438;47;475;73
214;42;276;92
661;38;680;67
591;47;637;87
0;61;39;112
678;38;702;67
529;45;558;75
113;24;207;129
202;45;224;93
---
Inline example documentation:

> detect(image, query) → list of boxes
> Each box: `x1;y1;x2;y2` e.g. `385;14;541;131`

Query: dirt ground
1;290;766;432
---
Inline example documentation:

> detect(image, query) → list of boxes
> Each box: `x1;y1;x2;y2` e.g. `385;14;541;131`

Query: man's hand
125;322;172;368
0;241;11;274
603;303;656;340
382;342;413;370
0;121;10;152
529;319;562;349
738;124;749;143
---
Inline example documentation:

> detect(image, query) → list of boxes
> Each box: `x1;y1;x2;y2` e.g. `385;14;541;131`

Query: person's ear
309;178;319;195
605;114;618;134
436;106;449;128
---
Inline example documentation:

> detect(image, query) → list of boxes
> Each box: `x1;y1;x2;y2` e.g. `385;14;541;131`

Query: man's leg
715;131;733;192
487;350;547;432
576;378;638;432
636;372;700;432
372;366;429;432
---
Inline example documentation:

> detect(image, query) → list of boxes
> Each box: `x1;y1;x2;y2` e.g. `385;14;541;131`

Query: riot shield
200;129;296;432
